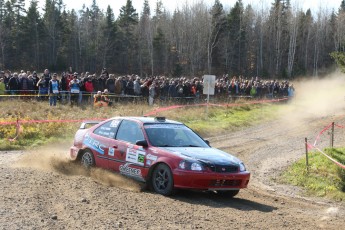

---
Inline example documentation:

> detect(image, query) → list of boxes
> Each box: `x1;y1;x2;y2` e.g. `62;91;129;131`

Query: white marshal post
203;75;216;117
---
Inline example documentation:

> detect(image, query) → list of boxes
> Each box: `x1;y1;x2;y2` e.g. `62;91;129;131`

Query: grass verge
280;148;345;201
0;100;282;150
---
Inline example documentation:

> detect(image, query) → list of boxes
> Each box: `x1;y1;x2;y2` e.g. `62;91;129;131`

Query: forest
0;0;344;78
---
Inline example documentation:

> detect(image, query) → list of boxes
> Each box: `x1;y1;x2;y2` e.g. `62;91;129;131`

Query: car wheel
151;164;174;196
217;190;239;197
81;150;95;168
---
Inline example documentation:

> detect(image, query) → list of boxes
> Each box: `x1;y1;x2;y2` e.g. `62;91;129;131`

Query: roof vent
155;117;166;122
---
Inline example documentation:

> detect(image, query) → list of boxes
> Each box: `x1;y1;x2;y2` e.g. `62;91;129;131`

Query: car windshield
144;123;209;148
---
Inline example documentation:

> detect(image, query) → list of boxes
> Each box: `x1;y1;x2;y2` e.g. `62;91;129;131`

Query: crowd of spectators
0;69;295;106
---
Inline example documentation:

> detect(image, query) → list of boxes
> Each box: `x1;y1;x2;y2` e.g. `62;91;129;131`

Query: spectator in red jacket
84;76;94;103
85;77;94;93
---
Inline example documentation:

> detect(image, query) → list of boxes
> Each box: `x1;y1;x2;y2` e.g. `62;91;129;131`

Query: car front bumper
173;169;250;190
69;146;80;161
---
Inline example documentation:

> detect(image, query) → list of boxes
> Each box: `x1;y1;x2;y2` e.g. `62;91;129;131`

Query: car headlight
239;163;246;172
179;160;204;171
191;162;203;171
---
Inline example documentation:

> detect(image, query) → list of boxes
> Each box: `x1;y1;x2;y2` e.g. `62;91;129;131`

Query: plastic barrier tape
309;119;345;169
313;146;345;170
313;123;334;146
0;118;105;126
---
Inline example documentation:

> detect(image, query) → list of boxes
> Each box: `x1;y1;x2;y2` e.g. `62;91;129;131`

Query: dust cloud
280;72;345;125
14;143;141;192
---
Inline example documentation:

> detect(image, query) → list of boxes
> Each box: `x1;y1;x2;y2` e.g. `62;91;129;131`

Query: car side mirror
136;140;148;147
205;140;210;146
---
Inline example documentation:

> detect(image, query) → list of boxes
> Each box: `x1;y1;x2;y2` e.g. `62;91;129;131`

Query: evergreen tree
100;5;117;70
340;0;345;12
153;27;165;75
139;0;154;76
10;0;26;69
117;0;138;73
64;9;79;71
227;0;245;75
42;0;64;70
208;0;227;74
242;4;256;76
22;0;42;69
0;0;7;68
0;0;343;78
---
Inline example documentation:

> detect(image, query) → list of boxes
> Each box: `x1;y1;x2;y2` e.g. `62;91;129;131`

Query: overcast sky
26;0;343;16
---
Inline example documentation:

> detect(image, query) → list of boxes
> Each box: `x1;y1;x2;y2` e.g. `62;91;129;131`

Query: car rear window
93;120;119;139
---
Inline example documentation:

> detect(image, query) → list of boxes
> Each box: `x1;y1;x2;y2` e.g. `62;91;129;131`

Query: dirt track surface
1;111;344;230
1;74;345;229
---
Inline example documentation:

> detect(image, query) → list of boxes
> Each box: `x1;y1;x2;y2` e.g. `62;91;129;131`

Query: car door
114;119;147;182
91;119;121;169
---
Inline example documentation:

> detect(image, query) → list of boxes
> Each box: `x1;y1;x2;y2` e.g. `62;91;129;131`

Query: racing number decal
126;147;146;166
138;154;144;164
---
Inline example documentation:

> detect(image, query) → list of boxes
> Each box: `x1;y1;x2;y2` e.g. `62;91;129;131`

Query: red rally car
69;117;250;197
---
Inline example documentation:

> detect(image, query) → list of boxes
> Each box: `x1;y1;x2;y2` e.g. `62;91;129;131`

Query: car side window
116;120;144;144
93;119;120;139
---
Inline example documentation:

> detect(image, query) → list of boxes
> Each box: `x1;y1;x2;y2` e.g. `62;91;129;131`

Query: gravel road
1;76;345;229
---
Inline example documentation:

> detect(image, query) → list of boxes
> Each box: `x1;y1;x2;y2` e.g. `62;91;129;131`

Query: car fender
146;156;177;181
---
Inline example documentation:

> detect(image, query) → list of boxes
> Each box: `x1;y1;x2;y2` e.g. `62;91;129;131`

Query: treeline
0;0;344;78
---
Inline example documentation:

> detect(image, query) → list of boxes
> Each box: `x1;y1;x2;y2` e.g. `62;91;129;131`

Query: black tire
217;190;240;197
80;150;95;168
151;164;174;196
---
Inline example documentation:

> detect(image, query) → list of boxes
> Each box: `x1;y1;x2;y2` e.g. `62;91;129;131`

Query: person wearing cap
101;89;112;106
49;73;60;106
93;90;103;106
69;73;80;106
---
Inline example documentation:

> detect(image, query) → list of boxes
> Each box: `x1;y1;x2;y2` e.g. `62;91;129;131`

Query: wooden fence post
305;137;309;172
330;122;334;148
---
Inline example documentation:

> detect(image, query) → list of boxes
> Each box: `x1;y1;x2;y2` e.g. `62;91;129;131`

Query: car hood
160;147;241;165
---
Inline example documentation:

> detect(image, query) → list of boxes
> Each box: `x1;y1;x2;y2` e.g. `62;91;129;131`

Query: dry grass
0;99;281;150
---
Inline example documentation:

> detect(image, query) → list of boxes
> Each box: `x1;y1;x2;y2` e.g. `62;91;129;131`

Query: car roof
110;116;183;125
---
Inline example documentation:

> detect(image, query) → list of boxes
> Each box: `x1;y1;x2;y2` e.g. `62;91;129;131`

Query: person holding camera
49;73;60;106
69;73;80;107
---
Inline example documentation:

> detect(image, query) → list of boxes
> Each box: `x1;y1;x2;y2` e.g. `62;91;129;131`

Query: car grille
208;165;239;173
209;179;242;187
